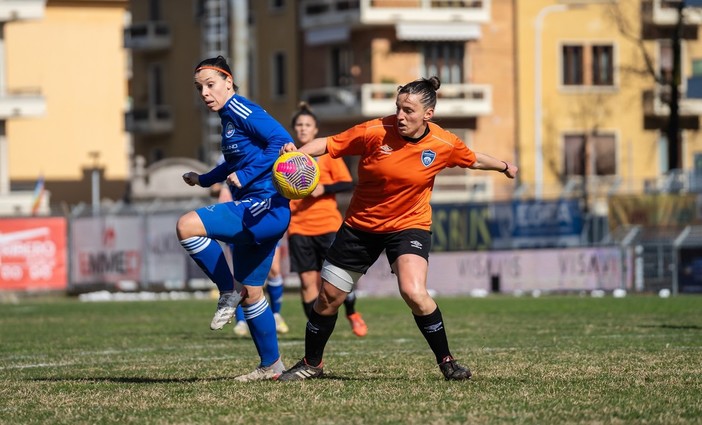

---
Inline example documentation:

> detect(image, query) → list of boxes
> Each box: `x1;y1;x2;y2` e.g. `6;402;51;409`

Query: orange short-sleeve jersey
327;115;476;233
288;154;353;236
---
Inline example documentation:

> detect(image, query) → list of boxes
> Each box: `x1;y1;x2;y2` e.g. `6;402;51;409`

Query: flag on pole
31;174;45;215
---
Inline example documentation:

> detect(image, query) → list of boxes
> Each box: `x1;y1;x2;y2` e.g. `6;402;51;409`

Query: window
270;0;285;10
564;133;616;176
592;45;613;85
272;52;286;97
331;46;354;87
562;45;584;86
692;58;702;76
562;43;615;87
422;43;464;84
148;64;164;105
564;134;586;176
149;0;161;20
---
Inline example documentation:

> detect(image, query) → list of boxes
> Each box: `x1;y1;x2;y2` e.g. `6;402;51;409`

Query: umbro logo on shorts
410;240;423;250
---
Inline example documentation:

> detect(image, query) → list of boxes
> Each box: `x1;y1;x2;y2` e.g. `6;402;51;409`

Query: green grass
1;294;701;425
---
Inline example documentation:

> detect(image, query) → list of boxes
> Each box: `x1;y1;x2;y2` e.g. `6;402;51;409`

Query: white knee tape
321;260;362;293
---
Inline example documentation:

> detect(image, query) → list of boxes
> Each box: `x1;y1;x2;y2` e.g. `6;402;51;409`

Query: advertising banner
143;213;188;289
431;199;584;251
70;216;143;286
356;247;626;296
0;217;67;291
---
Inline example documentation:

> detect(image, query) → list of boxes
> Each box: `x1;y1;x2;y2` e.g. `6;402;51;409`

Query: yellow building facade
517;0;702;212
5;0;129;207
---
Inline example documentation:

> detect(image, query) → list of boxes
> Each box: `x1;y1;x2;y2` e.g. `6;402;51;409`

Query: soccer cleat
276;358;324;381
274;313;289;334
210;288;246;330
234;358;286;382
233;320;250;337
347;312;368;337
439;356;472;381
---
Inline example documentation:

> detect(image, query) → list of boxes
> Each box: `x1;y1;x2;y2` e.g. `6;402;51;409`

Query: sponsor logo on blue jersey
421;150;436;167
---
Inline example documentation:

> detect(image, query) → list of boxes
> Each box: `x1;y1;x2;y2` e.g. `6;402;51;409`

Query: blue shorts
196;197;290;286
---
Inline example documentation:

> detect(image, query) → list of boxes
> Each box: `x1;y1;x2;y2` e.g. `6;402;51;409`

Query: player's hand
503;162;518;179
310;183;325;198
182;172;200;186
227;172;242;189
279;143;297;155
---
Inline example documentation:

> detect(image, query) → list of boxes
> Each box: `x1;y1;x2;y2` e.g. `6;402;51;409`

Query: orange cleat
347;312;368;337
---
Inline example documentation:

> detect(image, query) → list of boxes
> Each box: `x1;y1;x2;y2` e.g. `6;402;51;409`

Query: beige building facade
291;0;517;202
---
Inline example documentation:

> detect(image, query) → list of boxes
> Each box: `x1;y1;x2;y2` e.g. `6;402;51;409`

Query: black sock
413;307;452;364
343;291;357;316
302;300;315;319
305;308;338;367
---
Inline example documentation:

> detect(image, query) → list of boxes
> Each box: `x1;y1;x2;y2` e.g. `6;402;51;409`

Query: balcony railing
643;86;702;116
125;105;173;135
300;0;490;29
124;21;171;51
642;0;702;26
0;89;45;119
0;0;45;21
302;83;491;120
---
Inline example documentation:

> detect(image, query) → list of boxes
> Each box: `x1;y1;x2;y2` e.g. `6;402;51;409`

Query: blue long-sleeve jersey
198;94;292;201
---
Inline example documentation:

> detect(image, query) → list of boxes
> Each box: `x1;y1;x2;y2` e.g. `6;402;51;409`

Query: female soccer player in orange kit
278;77;517;381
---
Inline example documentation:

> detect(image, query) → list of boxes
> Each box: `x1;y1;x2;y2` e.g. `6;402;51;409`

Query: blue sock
235;305;245;323
243;298;280;367
266;275;284;314
180;236;233;292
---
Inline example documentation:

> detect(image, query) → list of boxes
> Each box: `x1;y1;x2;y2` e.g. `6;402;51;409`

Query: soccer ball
271;151;320;199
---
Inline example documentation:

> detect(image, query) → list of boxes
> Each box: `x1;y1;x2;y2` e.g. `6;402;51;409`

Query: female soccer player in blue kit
177;56;291;381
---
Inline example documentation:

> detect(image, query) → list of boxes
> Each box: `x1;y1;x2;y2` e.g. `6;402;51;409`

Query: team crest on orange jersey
421;150;436;167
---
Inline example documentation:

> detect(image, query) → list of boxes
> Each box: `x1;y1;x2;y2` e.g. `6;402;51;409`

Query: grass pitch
0;293;701;425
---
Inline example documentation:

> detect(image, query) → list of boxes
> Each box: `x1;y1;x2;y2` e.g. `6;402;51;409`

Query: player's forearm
298;137;329;157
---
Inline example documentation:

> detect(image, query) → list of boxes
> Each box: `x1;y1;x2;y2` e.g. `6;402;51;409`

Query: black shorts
325;224;431;274
288;232;336;273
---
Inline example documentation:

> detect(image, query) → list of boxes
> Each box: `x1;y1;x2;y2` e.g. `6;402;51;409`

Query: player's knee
242;285;265;305
399;286;430;309
176;212;204;239
318;283;345;309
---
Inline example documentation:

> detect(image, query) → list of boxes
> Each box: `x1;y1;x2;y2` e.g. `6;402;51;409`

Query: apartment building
0;1;46;214
291;0;516;202
516;0;702;213
3;0;130;210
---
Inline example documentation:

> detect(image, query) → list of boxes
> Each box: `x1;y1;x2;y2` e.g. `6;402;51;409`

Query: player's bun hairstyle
291;101;319;128
397;76;441;110
194;55;239;92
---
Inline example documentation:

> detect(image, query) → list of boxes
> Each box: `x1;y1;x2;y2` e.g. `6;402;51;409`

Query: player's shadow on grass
33;376;253;384
639;324;702;330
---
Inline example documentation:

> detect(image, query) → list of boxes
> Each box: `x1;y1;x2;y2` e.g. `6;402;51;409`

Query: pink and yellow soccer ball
271;151;320;199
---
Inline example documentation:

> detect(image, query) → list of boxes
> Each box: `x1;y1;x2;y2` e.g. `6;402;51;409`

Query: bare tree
606;0;687;172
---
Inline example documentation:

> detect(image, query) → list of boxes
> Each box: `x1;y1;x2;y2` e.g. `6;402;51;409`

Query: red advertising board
0;217;67;291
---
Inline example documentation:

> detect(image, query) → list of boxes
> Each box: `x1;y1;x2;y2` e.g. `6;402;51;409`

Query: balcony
0;0;45;21
642;0;702;26
300;0;490;30
125;105;173;135
0;89;45;119
124;21;171;51
642;87;700;129
302;83;491;121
